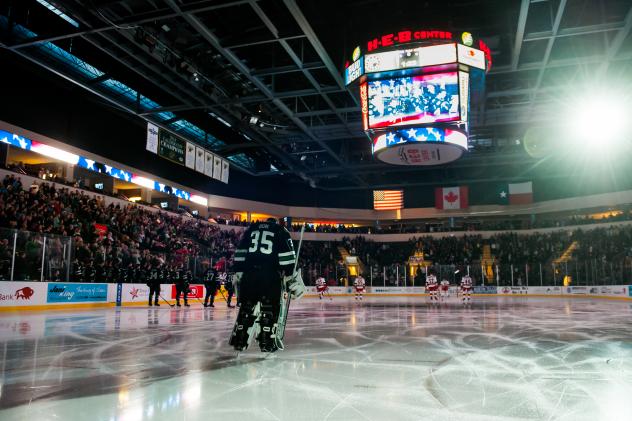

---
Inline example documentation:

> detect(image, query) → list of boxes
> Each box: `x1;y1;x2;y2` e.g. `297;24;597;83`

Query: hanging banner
146;123;158;154
204;152;214;177
185;142;196;169
213;156;222;180
195;147;205;173
158;130;185;165
221;160;229;184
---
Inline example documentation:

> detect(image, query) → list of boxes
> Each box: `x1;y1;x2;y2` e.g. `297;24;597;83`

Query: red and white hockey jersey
316;277;327;292
354;276;366;291
426;275;438;290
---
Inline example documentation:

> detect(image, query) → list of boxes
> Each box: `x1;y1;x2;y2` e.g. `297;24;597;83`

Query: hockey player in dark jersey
229;218;305;352
202;266;218;307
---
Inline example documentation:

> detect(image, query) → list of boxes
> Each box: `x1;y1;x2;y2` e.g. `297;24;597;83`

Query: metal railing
299;259;632;288
0;227;227;282
0;227;72;281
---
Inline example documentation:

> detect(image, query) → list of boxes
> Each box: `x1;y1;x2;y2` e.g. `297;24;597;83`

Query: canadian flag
435;186;469;210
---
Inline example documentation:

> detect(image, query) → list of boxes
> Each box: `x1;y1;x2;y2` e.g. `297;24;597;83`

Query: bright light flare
567;92;630;150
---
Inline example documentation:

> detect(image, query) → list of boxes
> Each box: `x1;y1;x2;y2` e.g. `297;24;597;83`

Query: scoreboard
344;29;488;166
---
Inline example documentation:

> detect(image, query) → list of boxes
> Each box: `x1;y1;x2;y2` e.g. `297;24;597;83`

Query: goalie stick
274;223;305;350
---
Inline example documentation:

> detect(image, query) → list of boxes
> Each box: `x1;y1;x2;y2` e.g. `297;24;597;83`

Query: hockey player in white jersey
460;273;473;304
315;277;331;300
439;278;450;301
426;270;439;302
353;275;366;300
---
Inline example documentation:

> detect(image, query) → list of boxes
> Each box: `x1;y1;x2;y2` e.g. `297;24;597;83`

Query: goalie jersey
233;221;296;276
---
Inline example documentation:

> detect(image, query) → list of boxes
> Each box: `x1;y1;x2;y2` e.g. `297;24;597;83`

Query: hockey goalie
229;218;305;352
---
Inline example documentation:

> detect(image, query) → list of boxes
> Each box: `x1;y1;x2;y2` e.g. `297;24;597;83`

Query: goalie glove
284;270;306;300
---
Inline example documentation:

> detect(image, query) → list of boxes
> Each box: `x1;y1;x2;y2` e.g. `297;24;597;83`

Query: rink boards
0;282;631;311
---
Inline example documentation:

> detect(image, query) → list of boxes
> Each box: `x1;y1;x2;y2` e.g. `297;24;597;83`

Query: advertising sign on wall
473;285;497;294
121;284;150;303
0;282;46;306
170;284;204;299
46;283;108;303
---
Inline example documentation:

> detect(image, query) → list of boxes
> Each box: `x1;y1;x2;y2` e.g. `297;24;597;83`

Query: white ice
1;296;632;421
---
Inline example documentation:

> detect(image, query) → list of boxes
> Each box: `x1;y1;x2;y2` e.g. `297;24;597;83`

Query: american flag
373;190;404;210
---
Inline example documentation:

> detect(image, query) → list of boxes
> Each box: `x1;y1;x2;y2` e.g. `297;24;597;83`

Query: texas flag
497;182;533;205
435;186;469;210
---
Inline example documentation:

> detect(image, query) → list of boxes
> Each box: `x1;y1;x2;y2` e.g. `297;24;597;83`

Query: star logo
500;191;507;198
17;136;28;150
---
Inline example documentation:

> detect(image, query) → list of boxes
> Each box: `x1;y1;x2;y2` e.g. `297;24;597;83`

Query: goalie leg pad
258;300;281;353
229;301;260;351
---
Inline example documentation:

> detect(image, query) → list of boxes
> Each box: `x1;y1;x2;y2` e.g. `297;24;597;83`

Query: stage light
567;91;629;150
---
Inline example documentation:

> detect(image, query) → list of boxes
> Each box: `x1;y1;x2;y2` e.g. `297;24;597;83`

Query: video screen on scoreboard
367;72;460;129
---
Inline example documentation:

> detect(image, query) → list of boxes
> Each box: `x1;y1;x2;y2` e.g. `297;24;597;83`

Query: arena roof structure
1;0;631;192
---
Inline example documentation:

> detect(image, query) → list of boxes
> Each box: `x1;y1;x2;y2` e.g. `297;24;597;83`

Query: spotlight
566;90;629;150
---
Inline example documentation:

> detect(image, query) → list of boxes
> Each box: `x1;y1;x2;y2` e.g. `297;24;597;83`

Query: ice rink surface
1;296;632;421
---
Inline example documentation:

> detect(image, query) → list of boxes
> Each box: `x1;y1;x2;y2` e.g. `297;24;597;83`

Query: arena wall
2;282;631;311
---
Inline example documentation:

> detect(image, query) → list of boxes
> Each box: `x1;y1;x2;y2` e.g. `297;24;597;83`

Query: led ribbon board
372;127;468;165
0;130;204;205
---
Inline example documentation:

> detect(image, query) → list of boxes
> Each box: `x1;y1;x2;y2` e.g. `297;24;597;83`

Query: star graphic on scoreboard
406;128;417;138
500;191;507;198
17;137;28;150
386;132;396;143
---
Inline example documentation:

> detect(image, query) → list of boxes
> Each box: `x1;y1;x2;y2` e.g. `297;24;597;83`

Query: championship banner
158;130;186;165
